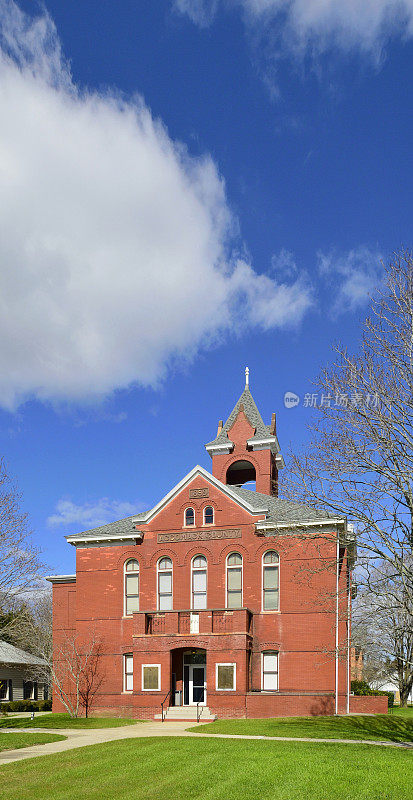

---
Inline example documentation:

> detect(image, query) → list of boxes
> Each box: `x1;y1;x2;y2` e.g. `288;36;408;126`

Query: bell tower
205;369;284;496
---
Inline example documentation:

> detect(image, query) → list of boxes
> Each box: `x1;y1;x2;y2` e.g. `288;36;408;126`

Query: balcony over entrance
133;608;253;637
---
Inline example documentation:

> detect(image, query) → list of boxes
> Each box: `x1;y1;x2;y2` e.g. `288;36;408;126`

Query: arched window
226;552;242;608
191;555;207;609
157;557;173;610
262;551;279;611
185;507;195;526
203;506;214;525
124;559;139;615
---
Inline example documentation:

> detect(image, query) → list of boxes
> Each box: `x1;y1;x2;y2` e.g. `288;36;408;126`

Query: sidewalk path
0;722;412;765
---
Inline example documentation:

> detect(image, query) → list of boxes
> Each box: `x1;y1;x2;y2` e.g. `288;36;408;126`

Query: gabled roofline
132;465;269;524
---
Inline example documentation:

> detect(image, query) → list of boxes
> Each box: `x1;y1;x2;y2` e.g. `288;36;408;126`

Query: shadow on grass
190;714;413;744
343;715;413;743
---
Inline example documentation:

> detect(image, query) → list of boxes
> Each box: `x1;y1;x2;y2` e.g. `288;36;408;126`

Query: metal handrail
161;688;171;722
196;702;201;723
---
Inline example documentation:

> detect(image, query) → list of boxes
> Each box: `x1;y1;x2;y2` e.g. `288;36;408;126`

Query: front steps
154;705;216;721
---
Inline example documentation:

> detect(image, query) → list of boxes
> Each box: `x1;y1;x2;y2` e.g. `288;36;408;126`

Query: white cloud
175;0;220;27
317;246;383;313
229;259;312;329
0;0;312;411
175;0;413;59
270;248;299;280
47;498;141;529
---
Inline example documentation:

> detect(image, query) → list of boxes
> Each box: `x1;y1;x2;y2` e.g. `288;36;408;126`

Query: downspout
335;533;339;715
346;567;351;715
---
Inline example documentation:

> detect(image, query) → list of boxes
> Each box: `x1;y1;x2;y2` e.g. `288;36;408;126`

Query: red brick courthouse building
48;378;384;719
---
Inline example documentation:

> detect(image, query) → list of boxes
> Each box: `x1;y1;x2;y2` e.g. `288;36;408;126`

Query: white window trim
0;679;10;701
123;653;133;693
225;553;243;609
216;662;236;691
124;559;139;617
157;557;173;611
261;651;279;692
23;680;36;700
203;506;214;526
261;551;280;613
184;507;195;527
142;663;161;692
191;555;207;610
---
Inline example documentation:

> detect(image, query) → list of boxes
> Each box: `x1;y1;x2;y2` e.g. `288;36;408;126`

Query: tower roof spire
205;378;282;460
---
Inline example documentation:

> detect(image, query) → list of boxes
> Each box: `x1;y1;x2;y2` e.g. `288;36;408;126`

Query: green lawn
0;737;412;800
0;713;138;729
392;706;413;716
0;732;66;753
188;713;413;743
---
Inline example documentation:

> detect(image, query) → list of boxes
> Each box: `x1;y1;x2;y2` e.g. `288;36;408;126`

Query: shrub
0;699;52;712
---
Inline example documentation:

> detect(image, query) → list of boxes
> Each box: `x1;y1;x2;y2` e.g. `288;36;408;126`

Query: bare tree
52;632;104;718
8;591;53;666
0;458;44;638
352;561;413;704
78;641;105;718
283;250;413;702
10;594;104;717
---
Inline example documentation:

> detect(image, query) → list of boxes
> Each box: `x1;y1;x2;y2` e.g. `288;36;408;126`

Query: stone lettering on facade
157;528;241;544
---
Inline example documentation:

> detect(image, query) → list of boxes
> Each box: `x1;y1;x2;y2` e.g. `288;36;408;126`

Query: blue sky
0;0;412;576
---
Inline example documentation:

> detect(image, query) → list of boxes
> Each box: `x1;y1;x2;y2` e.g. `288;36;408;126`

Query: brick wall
349;695;388;714
51;460;355;718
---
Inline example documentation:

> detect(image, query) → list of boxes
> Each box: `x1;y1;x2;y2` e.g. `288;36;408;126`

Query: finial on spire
245;366;249;387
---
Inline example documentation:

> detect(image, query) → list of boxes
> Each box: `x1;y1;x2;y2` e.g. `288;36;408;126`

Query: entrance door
189;664;206;705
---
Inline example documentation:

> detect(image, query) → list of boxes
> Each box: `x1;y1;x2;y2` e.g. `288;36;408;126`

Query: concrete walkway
0;721;412;766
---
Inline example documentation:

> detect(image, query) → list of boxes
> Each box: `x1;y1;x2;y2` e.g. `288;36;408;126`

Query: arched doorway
226;459;256;489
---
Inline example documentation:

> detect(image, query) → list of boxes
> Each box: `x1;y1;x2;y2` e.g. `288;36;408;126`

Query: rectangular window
142;664;161;691
124;654;133;692
262;652;278;691
23;681;34;700
216;663;236;691
263;566;279;610
227;568;242;608
192;570;207;609
158;572;172;610
125;574;139;615
0;680;8;701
